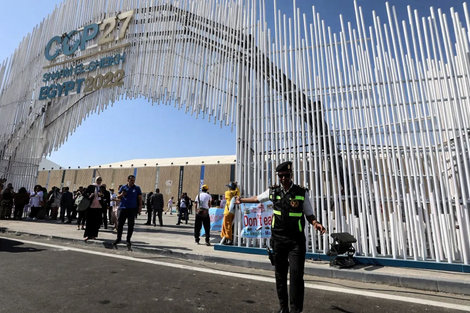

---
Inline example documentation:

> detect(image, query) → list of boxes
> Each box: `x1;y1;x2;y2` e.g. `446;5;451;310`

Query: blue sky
1;0;465;168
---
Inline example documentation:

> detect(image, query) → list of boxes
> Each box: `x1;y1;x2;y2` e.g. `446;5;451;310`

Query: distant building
36;155;236;203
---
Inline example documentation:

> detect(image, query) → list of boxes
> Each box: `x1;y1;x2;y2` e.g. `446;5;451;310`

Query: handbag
197;209;208;217
77;197;90;212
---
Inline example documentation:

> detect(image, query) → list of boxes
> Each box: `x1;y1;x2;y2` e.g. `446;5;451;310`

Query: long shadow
97;226;194;237
331;306;353;313
129;225;195;236
0;238;45;253
99;239;192;252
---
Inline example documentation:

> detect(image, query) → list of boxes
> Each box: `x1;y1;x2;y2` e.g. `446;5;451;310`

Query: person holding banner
236;161;326;313
220;182;240;245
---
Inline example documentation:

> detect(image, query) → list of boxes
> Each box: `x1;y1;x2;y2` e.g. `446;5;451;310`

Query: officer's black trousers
272;237;306;312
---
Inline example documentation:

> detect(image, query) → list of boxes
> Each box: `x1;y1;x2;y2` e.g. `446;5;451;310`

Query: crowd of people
0;181;118;228
0;177;238;249
1;160;326;312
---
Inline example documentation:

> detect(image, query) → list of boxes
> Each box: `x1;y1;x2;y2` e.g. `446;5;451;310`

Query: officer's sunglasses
277;173;291;178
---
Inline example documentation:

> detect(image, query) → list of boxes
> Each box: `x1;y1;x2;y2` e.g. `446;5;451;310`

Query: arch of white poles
0;0;469;264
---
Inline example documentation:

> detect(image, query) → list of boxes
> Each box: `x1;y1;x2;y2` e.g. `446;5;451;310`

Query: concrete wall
36;163;235;201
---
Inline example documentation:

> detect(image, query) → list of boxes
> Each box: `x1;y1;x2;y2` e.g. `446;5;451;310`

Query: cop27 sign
44;10;133;61
39;10;134;100
240;202;273;238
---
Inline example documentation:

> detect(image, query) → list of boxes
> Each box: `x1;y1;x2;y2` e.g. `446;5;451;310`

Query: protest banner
240;201;273;238
200;208;224;236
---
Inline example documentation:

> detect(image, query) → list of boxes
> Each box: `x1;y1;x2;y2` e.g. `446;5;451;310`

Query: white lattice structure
0;0;469;265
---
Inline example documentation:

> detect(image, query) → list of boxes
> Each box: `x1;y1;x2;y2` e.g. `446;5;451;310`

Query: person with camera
113;175;142;247
235;161;326;313
74;187;86;230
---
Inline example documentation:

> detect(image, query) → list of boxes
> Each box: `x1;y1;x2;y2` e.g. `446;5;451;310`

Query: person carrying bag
194;184;212;245
76;194;89;212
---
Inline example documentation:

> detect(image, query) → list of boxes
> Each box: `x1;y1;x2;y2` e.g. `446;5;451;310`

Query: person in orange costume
220;182;240;245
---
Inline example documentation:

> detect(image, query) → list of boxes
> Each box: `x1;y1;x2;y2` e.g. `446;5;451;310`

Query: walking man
151;188;164;226
113;175;142;247
101;184;111;229
59;186;74;223
176;193;189;225
194;184;212;246
165;196;174;214
144;192;153;225
236;161;326;313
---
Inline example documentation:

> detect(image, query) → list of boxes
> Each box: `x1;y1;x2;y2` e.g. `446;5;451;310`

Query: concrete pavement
1;212;469;296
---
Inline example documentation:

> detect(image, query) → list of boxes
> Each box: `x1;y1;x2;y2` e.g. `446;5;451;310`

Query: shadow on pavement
96;240;193;252
0;237;45;253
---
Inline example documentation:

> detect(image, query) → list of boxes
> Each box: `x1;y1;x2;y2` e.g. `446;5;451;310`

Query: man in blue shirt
113;175;142;247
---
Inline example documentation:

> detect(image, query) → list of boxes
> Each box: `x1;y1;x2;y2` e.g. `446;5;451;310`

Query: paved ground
1;211;469;296
5;238;468;313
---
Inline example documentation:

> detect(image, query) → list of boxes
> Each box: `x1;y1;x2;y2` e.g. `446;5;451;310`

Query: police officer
236;161;326;313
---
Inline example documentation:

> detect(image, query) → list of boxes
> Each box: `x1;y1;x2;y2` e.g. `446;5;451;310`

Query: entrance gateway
0;0;469;267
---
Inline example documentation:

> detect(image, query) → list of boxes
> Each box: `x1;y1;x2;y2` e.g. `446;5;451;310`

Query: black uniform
269;183;311;313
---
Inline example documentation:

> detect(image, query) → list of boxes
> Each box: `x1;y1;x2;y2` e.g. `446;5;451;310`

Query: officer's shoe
277;308;289;313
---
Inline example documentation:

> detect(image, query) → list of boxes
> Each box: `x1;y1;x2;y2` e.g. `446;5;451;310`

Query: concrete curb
315;267;470;295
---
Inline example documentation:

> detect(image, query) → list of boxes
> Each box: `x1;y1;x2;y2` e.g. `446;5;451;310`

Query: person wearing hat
235;161;326;313
220;182;240;245
83;177;104;241
194;184;212;246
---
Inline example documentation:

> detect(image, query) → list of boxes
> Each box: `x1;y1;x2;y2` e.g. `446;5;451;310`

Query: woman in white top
29;185;43;220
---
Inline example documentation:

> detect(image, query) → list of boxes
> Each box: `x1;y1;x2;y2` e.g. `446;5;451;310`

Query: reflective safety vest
269;184;307;241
